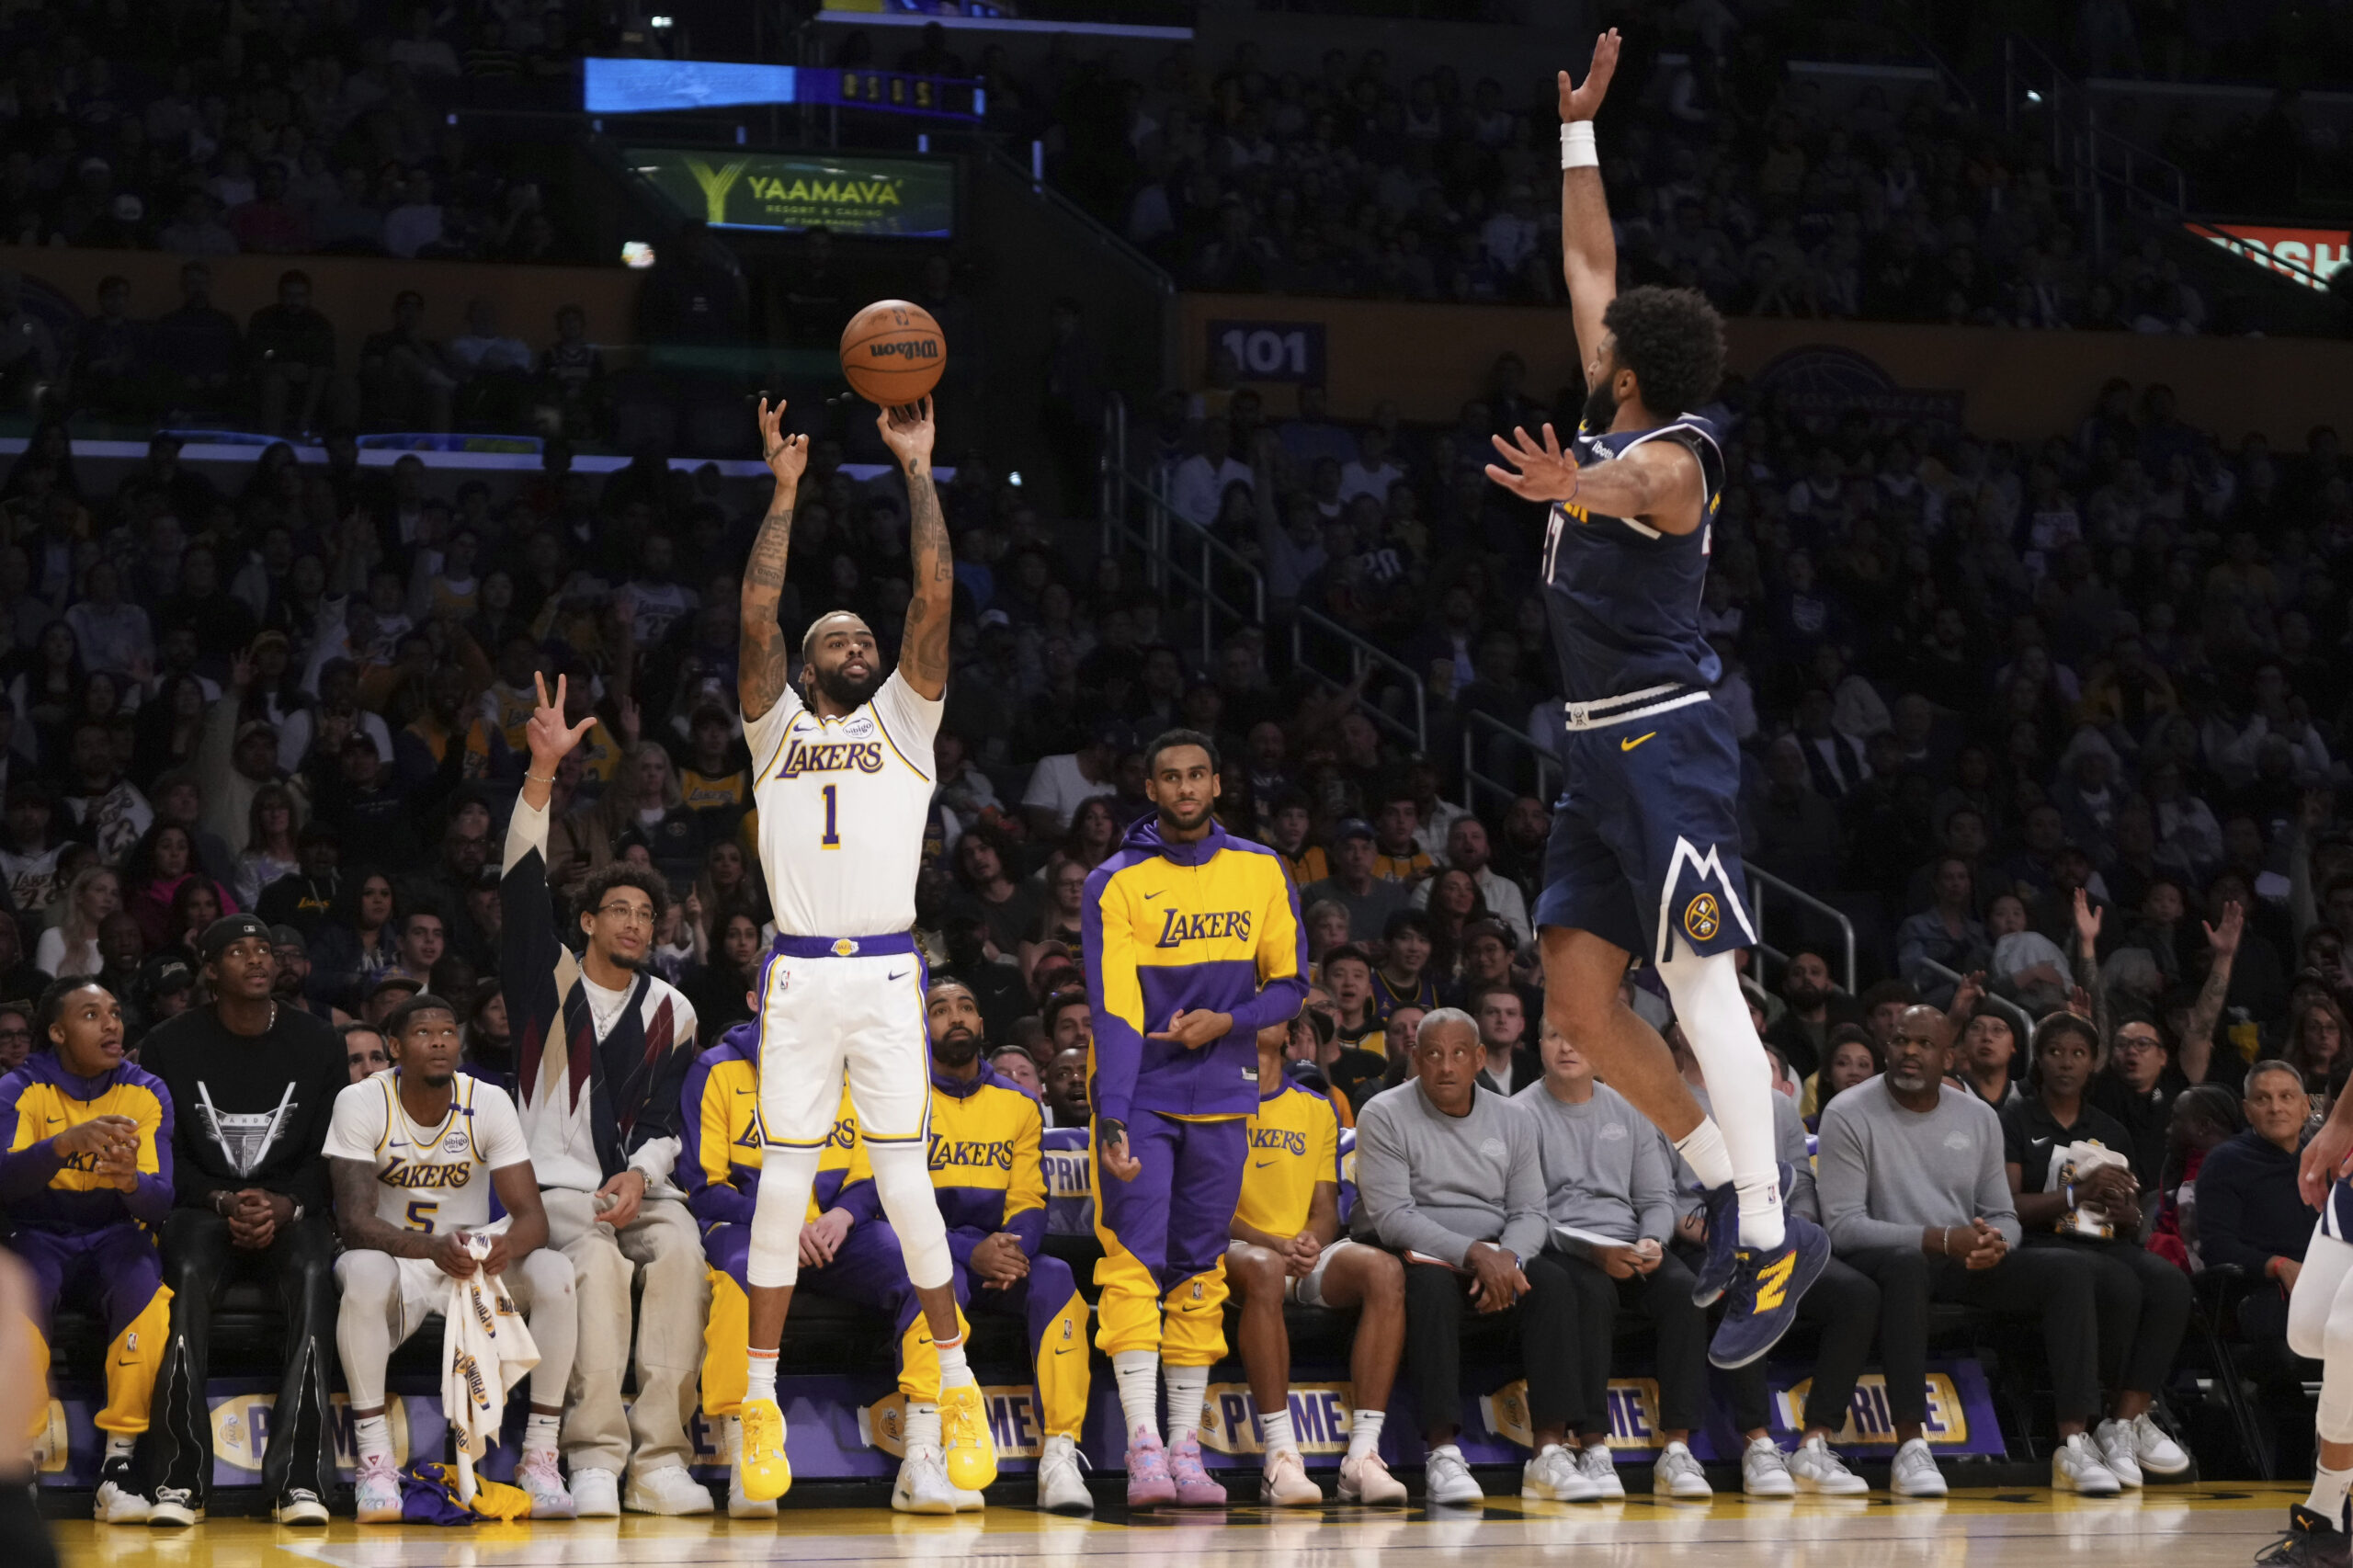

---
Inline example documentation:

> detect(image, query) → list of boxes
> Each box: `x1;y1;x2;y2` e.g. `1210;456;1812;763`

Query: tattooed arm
740;396;810;722
878;395;951;700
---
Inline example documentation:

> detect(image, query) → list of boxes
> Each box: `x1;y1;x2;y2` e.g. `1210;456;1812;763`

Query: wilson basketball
838;300;946;407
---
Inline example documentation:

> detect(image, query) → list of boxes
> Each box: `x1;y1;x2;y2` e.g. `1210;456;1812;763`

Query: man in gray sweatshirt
1516;1021;1709;1503
1817;1005;2115;1498
1351;1007;1560;1506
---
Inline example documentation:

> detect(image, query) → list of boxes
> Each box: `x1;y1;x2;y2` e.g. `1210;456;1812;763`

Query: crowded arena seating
0;0;2344;1531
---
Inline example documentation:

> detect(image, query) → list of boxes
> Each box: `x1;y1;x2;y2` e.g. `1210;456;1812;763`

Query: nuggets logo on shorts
1683;893;1721;942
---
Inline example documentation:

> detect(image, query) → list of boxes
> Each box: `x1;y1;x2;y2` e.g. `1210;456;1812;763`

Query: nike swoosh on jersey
2030;1137;2052;1147
1620;732;1657;752
888;971;909;982
1142;891;1164;901
1254;1159;1279;1168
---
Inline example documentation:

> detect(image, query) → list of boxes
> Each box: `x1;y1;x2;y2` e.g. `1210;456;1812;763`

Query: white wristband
1561;120;1598;170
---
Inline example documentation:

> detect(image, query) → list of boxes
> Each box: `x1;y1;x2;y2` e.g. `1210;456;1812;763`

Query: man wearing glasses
501;674;710;1517
0;1002;34;1072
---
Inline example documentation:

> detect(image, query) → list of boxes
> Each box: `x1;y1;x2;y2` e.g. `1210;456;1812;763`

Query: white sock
1259;1406;1297;1459
1165;1364;1209;1442
1672;1118;1735;1190
905;1403;942;1449
524;1413;560;1454
2307;1463;2353;1528
104;1433;135;1463
1347;1407;1384;1461
1660;947;1787;1251
1114;1349;1161;1440
935;1332;975;1390
354;1414;393;1463
1736;1176;1787;1253
745;1346;779;1405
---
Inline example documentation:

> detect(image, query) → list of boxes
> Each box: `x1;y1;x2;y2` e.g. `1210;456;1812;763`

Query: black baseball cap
199;914;274;963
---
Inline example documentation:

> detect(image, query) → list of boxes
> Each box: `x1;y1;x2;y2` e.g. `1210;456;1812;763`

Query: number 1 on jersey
821;783;840;847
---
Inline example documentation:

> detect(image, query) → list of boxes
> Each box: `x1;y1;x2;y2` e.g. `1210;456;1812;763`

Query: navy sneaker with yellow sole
1707;1212;1829;1369
1691;1164;1799;1308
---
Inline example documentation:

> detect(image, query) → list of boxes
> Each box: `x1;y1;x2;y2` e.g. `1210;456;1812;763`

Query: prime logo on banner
626;150;953;238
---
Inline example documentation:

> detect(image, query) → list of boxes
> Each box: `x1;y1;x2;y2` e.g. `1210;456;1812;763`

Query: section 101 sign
1209;319;1327;384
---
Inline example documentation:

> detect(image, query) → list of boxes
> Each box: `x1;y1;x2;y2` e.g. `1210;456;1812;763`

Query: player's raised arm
742;396;811;722
1558;29;1622;379
880;395;950;700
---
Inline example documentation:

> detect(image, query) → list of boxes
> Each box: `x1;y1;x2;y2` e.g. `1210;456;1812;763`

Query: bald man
1816;1005;2111;1497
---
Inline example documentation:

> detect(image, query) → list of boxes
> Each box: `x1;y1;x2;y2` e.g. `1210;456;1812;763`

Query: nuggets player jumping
1483;30;1826;1368
731;394;993;1501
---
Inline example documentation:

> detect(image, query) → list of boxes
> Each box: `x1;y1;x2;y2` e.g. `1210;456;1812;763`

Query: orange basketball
838;299;947;407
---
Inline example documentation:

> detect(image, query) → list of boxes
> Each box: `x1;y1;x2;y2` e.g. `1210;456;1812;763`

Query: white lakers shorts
754;932;932;1150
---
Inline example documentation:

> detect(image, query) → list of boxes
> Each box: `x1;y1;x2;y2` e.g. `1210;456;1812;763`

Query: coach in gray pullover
1352;1049;1549;1269
1351;1008;1572;1494
1813;1006;2107;1492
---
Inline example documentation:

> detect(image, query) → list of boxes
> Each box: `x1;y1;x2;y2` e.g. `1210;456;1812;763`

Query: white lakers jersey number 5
743;668;942;937
323;1070;530;1235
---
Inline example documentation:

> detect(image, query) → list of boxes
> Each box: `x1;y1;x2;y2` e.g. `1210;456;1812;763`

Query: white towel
440;1233;540;1501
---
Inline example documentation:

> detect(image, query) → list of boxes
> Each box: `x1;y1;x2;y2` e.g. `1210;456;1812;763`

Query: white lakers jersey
743;668;940;937
323;1070;530;1235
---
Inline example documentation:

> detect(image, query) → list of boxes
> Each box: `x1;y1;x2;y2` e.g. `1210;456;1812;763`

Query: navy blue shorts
1532;691;1756;965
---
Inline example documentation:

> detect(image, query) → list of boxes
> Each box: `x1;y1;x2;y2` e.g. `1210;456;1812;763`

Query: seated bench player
0;978;173;1524
679;1017;870;1520
1224;1019;1407;1506
826;979;1095;1515
325;993;576;1522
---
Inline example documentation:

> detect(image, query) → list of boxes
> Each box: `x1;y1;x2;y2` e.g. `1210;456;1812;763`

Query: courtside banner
625;149;953;237
39;1358;2002;1486
2189;222;2351;289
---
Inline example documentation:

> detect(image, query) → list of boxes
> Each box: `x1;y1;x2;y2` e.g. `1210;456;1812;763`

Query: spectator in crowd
340;1021;389;1083
1818;1004;2120;1495
1304;819;1408;943
2000;1013;2193;1483
2193;1060;2321;1340
136;915;343;1526
1351;1007;1560;1506
501;676;708;1517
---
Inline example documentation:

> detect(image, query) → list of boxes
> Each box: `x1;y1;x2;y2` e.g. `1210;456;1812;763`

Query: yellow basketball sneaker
938;1381;998;1493
738;1396;793;1502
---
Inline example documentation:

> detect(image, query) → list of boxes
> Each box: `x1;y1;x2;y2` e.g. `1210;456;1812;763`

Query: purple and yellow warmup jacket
0;1052;174;1232
677;1021;874;1228
841;1060;1045;1268
1083;815;1310;1127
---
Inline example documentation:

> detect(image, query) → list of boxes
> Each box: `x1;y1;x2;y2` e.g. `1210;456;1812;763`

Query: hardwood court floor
52;1483;2306;1568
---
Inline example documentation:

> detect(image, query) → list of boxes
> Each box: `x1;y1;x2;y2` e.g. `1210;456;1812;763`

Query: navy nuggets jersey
1542;415;1727;704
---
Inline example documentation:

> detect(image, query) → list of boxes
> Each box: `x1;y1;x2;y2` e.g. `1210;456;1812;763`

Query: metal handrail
1460;709;1559;812
983;147;1177;293
1744;862;1857;997
1289;605;1427;752
1099;449;1267;662
1917;958;2035;1044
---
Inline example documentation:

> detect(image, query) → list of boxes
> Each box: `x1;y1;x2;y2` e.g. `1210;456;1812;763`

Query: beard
1582;378;1620;434
1157;798;1214;834
934;1026;981;1068
810;660;887;710
1785;979;1830;1010
600;949;641;973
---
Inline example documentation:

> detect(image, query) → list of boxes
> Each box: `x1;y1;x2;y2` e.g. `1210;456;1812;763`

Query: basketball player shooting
1483;29;1827;1369
729;393;995;1501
